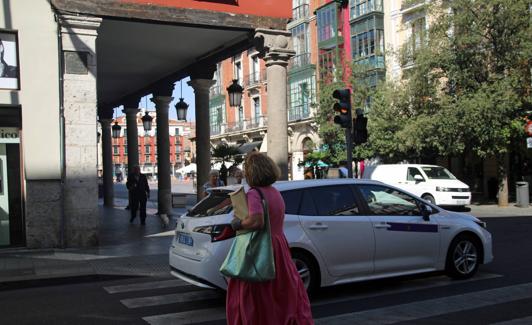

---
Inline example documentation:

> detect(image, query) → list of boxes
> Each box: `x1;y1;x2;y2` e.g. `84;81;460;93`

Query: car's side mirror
414;174;424;182
421;204;432;221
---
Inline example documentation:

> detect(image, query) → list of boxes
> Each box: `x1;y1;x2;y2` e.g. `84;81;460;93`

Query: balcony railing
289;52;311;70
211;124;221;136
248;117;261;129
226;121;245;132
210;84;222;97
244;71;266;88
293;4;309;21
288;105;311;122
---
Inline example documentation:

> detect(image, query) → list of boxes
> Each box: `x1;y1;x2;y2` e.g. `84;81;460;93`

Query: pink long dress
226;186;314;325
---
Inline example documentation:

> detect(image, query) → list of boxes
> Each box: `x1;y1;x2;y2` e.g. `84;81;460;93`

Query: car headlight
436;186;451;192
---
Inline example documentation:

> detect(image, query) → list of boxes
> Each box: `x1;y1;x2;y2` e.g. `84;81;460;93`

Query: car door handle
308;223;328;230
374;223;391;229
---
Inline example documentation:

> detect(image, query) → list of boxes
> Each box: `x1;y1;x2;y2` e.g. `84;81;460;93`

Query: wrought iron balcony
209;84;222;97
293;4;309;21
288;105;311;122
244;71;266;88
226;121;245;132
211;124;221;136
289;53;311;70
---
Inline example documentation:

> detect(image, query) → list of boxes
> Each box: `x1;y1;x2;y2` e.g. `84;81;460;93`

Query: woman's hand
240;213;264;230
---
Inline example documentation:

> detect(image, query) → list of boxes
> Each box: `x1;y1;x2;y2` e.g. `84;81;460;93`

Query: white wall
0;0;61;179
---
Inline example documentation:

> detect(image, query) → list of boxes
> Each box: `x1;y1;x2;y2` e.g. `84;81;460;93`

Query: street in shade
1;180;532;325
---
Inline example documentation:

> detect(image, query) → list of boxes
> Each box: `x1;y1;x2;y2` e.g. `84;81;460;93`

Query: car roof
375;164;441;168
212;179;385;193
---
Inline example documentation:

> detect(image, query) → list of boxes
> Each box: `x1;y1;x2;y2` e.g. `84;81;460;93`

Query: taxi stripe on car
387;222;439;233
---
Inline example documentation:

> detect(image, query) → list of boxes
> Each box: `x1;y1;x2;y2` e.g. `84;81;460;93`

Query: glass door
0;144;9;246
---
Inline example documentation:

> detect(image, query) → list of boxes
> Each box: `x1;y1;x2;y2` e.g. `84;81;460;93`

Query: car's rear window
188;190;233;217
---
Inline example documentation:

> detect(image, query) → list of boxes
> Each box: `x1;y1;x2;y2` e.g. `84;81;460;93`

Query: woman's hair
208;170;220;177
244;152;280;187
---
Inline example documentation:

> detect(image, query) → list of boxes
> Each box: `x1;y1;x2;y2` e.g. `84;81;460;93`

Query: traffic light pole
346;125;354;178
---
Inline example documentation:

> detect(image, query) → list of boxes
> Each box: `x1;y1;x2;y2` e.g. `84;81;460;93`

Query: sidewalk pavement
0;196;530;285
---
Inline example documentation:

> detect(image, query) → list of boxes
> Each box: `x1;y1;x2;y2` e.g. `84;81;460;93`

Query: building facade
0;0;291;249
209;0;321;180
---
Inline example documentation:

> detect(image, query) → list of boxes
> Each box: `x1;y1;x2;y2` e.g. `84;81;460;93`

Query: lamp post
227;79;243;107
141;111;153;131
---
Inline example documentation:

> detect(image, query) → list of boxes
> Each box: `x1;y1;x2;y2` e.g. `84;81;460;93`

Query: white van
362;164;471;206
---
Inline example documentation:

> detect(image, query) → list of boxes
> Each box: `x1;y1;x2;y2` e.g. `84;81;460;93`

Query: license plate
177;233;193;246
456;200;468;205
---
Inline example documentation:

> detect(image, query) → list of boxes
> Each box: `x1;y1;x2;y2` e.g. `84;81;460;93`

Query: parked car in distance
169;179;492;294
362;164;471;207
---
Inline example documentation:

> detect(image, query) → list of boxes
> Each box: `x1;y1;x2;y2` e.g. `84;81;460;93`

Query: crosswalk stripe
315;282;532;324
104;279;191;294
491;316;532;325
137;273;500;325
121;290;223;309
143;307;226;325
313;272;501;307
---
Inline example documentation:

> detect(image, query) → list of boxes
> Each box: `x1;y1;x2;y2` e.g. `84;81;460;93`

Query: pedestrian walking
338;160;348;178
226;152;313;325
201;170;225;198
126;165;150;225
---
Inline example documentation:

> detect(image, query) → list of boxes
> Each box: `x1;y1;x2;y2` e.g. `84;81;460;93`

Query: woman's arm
231;189;265;231
241;212;264;230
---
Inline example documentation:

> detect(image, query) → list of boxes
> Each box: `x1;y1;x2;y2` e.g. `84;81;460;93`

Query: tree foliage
369;0;531;162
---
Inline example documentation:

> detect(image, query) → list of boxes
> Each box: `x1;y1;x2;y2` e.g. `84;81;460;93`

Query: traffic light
353;109;368;145
332;88;352;129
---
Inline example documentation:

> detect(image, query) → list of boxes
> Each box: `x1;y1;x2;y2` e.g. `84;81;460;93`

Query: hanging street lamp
175;79;189;121
141;111;153;131
175;98;189;121
111;121;121;138
227;79;243;107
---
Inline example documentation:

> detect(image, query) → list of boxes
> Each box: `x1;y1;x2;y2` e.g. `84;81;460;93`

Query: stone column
98;115;114;207
151;83;174;216
59;14;102;247
188;75;215;199
122;97;141;176
255;29;295;180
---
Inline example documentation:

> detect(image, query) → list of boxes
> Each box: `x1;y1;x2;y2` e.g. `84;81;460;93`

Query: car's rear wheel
446;234;480;279
291;250;319;295
422;194;436;204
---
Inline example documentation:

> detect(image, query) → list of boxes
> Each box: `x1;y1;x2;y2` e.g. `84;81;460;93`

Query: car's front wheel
446;234;480;279
292;251;319;295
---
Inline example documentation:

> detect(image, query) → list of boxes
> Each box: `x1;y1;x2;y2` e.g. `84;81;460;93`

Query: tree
369;0;531;205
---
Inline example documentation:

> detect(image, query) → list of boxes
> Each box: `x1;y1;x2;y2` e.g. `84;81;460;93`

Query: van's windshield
421;166;457;180
187;190;233;217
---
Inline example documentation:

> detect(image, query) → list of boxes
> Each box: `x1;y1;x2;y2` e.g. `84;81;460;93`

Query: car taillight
193;224;236;242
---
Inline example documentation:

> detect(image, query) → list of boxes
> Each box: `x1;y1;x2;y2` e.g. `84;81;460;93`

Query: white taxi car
169;179;493;293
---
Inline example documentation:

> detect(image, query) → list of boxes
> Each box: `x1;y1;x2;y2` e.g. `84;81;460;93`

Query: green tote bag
219;187;276;282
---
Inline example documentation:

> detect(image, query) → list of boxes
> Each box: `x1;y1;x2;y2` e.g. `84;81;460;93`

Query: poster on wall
0;31;19;90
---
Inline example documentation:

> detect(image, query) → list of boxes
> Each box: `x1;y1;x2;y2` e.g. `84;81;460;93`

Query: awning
238;141;262;154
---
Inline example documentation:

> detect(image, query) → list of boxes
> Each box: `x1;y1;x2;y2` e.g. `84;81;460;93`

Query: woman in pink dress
227;152;313;325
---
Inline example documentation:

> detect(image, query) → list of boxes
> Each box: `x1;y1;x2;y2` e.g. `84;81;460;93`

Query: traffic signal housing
353;109;368;145
332;88;352;129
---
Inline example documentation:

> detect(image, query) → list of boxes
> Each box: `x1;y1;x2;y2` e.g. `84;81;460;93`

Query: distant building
98;111;195;179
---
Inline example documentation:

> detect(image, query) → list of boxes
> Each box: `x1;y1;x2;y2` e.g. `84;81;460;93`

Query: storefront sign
0;127;19;143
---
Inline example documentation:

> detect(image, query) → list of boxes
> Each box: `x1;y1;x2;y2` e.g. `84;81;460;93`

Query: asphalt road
1;216;532;325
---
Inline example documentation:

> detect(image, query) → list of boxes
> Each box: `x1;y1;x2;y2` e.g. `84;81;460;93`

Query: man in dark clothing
126;165;150;225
